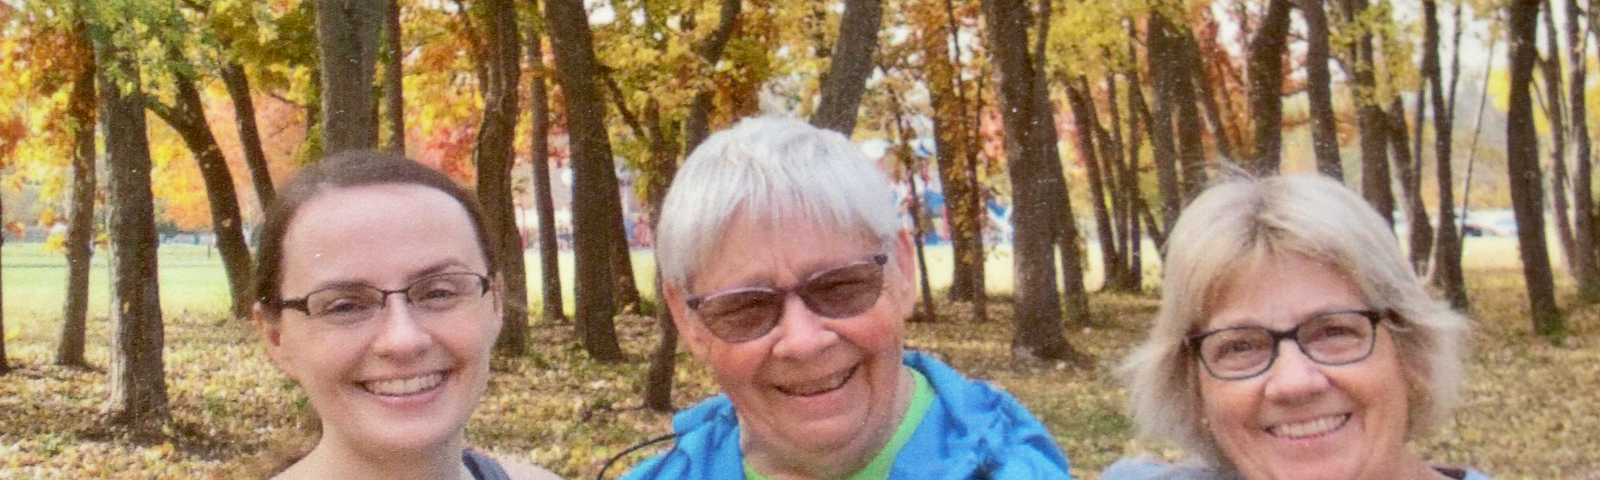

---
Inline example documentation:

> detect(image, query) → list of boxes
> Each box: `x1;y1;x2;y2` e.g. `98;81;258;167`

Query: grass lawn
0;237;1596;479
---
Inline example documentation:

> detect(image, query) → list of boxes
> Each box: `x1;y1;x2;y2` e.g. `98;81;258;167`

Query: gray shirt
1098;456;1492;480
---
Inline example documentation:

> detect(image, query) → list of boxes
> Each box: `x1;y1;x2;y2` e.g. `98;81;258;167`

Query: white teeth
1269;414;1350;439
779;366;857;397
363;372;445;396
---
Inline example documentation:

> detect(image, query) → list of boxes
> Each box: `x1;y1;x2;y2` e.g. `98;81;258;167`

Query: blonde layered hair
1122;173;1468;466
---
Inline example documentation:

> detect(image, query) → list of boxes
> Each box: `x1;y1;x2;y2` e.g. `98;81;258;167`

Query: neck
744;366;915;480
276;430;470;480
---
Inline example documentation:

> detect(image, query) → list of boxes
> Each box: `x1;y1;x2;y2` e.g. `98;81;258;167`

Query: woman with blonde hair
1102;173;1489;480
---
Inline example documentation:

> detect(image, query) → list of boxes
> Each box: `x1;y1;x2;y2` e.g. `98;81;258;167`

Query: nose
1261;338;1331;404
768;293;838;359
370;294;433;361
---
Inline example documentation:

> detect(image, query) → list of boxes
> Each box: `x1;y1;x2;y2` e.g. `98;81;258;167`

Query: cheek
1199;378;1257;433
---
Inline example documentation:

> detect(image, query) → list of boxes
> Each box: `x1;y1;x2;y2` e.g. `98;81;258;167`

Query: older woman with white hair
1101;173;1489;480
617;116;1073;480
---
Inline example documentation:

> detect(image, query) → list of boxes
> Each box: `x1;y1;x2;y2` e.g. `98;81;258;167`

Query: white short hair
655;116;903;287
1122;173;1469;466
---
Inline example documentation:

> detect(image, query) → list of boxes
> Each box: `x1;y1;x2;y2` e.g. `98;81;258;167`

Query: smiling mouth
361;372;446;397
1267;413;1351;439
775;365;859;397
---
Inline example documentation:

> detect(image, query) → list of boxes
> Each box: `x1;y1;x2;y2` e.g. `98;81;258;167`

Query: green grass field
1;237;1596;479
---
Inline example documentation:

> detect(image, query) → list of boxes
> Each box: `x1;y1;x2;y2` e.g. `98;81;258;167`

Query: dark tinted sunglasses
685;253;889;343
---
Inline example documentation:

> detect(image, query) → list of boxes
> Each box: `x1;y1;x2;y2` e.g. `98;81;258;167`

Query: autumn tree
383;0;404;152
810;0;884;135
1567;0;1599;302
315;0;383;153
527;25;564;325
1425;0;1466;309
1245;0;1291;173
1505;0;1562;341
93;13;169;429
58;20;96;368
1302;0;1342;178
911;0;985;305
546;0;623;361
1340;0;1392;224
473;0;527;355
982;0;1088;363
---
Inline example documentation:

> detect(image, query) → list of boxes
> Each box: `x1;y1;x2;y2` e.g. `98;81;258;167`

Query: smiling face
666;214;917;475
257;183;502;459
1198;251;1413;480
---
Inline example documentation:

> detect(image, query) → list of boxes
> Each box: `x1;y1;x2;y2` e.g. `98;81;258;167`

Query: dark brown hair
251;149;498;316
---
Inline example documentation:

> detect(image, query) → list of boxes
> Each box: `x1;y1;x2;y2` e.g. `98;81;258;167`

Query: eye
306;289;379;323
410;275;474;309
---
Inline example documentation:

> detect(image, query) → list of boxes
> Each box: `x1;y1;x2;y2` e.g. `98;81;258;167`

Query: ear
663;282;712;359
253;303;288;369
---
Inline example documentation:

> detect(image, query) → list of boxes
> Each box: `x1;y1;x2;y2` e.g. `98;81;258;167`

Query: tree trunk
1066;82;1122;291
383;0;405;152
1387;97;1432;274
99;39;170;429
147;55;254;320
921;0;984;304
1246;0;1292;174
1148;10;1183;234
1567;0;1599;301
1035;0;1092;333
810;0;883;135
1173;33;1207;201
59;29;97;368
546;0;624;361
1303;0;1343;179
1507;0;1563;341
1121;36;1147;288
475;0;526;356
218;63;275;211
1344;0;1392;224
1427;0;1468;309
528;27;564;324
1539;0;1577;276
314;0;383;153
682;0;741;153
983;0;1090;364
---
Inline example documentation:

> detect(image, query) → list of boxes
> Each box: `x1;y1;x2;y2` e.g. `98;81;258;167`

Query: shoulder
1100;457;1229;480
498;457;564;480
1460;469;1495;480
897;351;1073;479
615;396;744;480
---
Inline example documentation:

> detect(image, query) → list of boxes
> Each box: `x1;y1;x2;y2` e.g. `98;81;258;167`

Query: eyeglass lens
302;273;488;326
690;255;887;343
1195;311;1378;380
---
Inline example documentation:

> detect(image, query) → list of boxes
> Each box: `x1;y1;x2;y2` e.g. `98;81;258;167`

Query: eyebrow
297;259;477;295
1198;306;1370;334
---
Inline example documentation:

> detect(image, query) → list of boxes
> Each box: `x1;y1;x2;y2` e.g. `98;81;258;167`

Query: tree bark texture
983;0;1088;363
1344;0;1392;224
918;0;985;304
1566;0;1599;301
683;0;742;152
218;63;275;211
1148;10;1183;234
314;0;384;153
1539;0;1577;276
546;0;624;361
1386;97;1432;275
147;54;254;320
475;0;527;356
1035;0;1092;334
1426;0;1467;309
1302;0;1342;179
1066;82;1123;291
810;0;883;135
1506;0;1563;340
98;40;170;428
527;28;565;324
384;0;405;153
1173;32;1207;201
59;29;97;368
1246;0;1291;174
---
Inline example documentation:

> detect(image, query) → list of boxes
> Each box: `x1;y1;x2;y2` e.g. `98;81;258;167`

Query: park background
1;0;1599;478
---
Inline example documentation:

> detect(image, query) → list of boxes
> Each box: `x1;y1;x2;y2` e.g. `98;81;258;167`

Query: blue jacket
618;350;1074;480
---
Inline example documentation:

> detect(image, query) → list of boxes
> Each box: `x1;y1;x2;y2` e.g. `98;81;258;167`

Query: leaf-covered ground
2;244;1598;479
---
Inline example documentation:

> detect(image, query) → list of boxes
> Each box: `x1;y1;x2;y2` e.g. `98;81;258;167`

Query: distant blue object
616;351;1074;480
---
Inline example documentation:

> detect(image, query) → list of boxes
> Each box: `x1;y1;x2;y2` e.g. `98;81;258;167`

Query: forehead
1203;251;1364;330
690;213;880;291
280;184;486;285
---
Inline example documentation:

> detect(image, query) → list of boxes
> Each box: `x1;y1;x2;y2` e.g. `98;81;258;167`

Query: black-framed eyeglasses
685;253;888;343
273;272;492;327
1188;309;1387;381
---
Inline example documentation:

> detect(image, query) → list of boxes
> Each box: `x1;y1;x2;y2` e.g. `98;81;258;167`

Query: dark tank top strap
462;448;513;480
